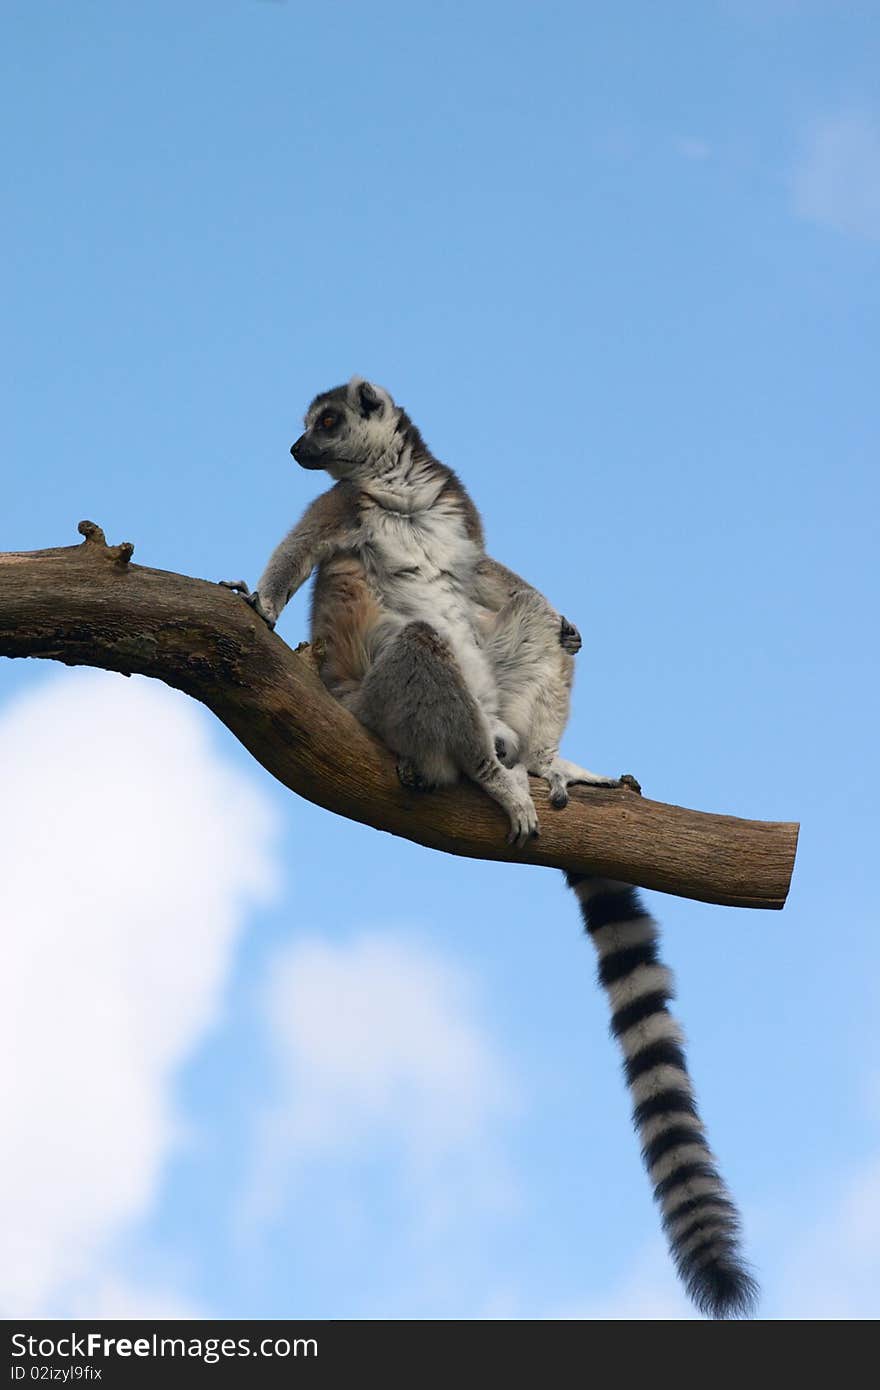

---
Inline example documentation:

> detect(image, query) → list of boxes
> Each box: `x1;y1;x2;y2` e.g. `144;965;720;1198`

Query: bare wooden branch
0;523;799;909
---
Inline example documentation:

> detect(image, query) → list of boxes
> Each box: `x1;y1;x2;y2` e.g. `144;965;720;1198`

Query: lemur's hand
218;580;277;630
559;616;582;655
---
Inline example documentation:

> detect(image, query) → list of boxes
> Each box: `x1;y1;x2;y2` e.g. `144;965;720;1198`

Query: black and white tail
567;873;758;1319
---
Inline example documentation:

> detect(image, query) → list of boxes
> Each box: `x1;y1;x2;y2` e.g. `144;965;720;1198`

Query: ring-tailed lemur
224;378;758;1319
226;378;619;845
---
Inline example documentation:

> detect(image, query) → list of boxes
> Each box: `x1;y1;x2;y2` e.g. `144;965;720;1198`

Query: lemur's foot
219;580;276;630
493;722;521;769
506;799;539;848
536;757;627;810
502;764;539;848
396;758;437;794
548;774;570;810
559;617;582;655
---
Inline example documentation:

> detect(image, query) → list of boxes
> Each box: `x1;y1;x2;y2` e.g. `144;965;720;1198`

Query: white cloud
0;671;279;1315
242;931;518;1237
65;1278;205;1321
793;112;880;240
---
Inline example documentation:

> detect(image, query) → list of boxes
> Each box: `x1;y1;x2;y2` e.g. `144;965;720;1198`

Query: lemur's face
291;378;398;481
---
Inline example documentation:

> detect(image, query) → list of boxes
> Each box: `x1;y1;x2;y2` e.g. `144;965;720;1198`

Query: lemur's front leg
219;529;318;629
220;485;356;629
219;557;310;629
218;579;277;628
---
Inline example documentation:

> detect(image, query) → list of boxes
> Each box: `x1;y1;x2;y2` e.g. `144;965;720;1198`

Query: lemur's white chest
354;491;497;713
357;497;477;620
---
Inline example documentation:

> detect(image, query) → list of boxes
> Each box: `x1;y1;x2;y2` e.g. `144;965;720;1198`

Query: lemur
224;378;758;1319
227;378;618;844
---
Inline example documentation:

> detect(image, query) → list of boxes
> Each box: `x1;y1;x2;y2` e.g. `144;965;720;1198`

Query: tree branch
0;523;799;909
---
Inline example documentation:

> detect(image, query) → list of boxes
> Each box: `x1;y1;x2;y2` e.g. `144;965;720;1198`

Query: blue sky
1;0;878;1319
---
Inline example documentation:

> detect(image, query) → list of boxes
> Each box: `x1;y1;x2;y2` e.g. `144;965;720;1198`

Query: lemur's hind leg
353;620;538;847
488;591;624;806
487;590;556;762
529;750;625;809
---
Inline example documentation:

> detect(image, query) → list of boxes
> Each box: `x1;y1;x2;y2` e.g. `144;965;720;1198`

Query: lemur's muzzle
291;435;324;469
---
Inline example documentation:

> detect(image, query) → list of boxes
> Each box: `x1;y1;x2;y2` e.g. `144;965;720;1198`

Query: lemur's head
291;378;403;482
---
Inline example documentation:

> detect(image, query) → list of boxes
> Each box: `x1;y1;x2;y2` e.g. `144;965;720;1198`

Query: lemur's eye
319;413;336;430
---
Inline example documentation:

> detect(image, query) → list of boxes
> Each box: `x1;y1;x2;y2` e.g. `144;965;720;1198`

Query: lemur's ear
357;380;384;417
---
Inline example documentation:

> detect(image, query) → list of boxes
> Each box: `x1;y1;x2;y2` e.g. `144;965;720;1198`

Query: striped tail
567;873;758;1319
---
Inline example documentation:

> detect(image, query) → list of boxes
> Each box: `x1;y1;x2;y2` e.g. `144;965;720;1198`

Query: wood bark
0;523;799;909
